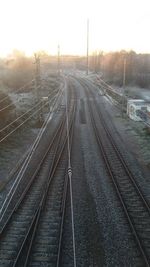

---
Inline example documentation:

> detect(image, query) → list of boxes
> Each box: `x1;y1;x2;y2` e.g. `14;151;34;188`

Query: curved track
79;77;150;266
0;80;77;267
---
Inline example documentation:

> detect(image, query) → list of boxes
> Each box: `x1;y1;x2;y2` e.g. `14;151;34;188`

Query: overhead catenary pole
34;53;42;121
86;19;89;75
94;50;98;72
122;56;126;116
34;53;41;101
57;44;60;76
123;57;126;88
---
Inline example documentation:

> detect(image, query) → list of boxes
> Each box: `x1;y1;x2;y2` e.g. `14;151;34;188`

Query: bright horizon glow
0;0;150;57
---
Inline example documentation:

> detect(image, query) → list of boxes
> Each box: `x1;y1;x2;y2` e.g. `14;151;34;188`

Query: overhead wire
0;89;60;144
0;79;35;106
0;87;58;134
0;56;63;143
0;100;48;143
0;99;44;134
0;84;64;220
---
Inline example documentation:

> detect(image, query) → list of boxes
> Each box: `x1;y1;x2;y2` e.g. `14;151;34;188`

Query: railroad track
0;82;76;267
79;78;150;266
0;86;64;233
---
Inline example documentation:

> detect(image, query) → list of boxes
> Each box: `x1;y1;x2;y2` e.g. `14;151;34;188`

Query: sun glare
0;0;150;56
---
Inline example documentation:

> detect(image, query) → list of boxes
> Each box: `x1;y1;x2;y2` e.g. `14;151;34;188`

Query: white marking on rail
64;76;77;267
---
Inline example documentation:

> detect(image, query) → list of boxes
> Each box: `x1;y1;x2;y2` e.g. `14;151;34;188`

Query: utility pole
122;57;126;116
34;53;42;122
57;44;60;76
94;51;98;73
34;53;41;101
123;58;126;88
98;51;101;73
86;19;89;75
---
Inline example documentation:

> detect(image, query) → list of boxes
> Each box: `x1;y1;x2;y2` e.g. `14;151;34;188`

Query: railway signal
34;53;43;122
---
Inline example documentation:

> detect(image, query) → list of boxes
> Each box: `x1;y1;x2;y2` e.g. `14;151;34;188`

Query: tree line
0;50;150;90
0;50;34;90
89;50;150;88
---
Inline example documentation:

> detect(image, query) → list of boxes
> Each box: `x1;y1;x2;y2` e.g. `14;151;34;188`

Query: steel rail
12;91;76;267
0;116;65;235
83;77;150;213
95;100;150;213
56;81;76;267
73;76;150;266
0;84;63;222
90;106;150;267
86;85;150;267
0;105;72;266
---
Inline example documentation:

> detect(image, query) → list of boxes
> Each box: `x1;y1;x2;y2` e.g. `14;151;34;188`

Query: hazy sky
0;0;150;56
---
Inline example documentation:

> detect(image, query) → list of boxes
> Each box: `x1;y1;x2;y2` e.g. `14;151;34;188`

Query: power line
34;53;43;121
0;100;48;143
0;86;63;144
0;98;46;134
34;53;41;100
0;80;35;113
0;84;64;220
0;79;34;106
